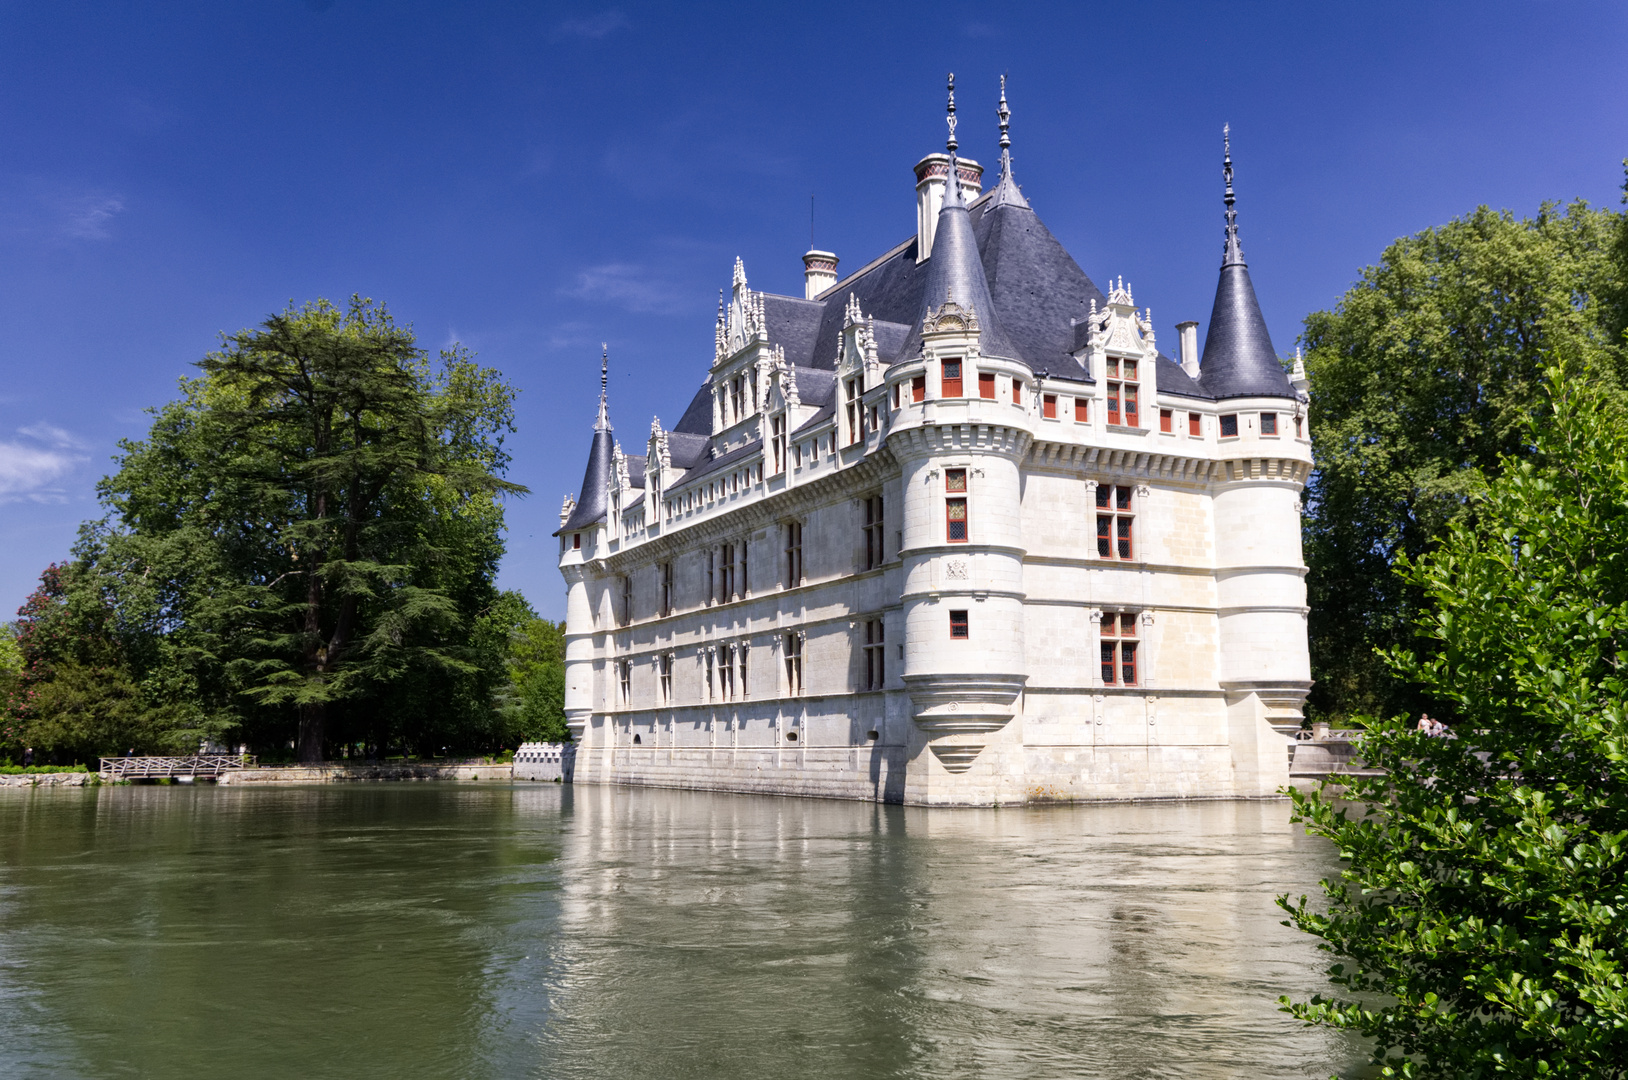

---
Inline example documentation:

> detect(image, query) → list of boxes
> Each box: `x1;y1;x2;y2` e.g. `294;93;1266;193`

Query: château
556;79;1311;805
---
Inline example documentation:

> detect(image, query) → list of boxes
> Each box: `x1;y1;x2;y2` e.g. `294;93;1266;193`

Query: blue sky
2;0;1625;621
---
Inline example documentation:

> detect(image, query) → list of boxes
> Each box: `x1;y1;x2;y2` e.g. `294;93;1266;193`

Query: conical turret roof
900;155;1023;364
1197;128;1295;400
561;347;616;532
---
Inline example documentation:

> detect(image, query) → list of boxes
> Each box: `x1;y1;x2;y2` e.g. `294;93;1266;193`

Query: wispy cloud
564;262;690;315
55;194;125;240
0;424;90;504
552;10;630;40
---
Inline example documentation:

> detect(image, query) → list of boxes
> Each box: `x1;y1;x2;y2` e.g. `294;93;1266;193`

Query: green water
0;784;1366;1079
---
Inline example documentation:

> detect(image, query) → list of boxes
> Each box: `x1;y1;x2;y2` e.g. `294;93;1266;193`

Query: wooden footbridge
99;754;257;780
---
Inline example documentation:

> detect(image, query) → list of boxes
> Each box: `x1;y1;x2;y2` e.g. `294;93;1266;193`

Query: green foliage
1281;367;1628;1078
1301;201;1628;722
2;297;533;763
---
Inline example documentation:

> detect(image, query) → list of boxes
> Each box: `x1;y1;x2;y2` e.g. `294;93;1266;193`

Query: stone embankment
219;762;517;784
0;772;99;787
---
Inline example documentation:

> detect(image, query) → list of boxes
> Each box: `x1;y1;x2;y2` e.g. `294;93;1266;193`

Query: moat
0;785;1368;1079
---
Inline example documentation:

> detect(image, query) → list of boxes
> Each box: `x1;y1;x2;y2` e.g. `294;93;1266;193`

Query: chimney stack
802;250;838;300
1177;320;1200;378
914;154;982;262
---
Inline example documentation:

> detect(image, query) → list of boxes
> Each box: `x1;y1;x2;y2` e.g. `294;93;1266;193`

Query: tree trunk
297;701;325;763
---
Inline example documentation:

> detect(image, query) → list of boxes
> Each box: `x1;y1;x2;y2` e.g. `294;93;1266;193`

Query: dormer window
730;377;745;423
942;359;963;398
844;377;866;444
771;414;786;474
1106;357;1139;427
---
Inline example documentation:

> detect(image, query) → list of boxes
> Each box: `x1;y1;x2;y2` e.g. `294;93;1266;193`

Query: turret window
1159;408;1173;433
1100;612;1140;686
1189;412;1202;437
942;359;963;398
912;376;926;403
949;610;969;639
1012;379;1022;406
1095;484;1135;560
1220;413;1239;438
945;469;968;543
1075;397;1090;422
1260;412;1278;436
978;372;996;399
1042;393;1058;419
1106;357;1139;427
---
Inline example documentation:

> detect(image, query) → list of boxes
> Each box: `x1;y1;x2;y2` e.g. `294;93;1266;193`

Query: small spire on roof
998;75;1011;152
945;72;958;154
596;343;611;431
989;74;1029;211
1223;124;1244;266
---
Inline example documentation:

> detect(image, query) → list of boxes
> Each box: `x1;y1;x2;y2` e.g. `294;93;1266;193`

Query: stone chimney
1177;320;1200;378
802;250;838;300
914;154;982;262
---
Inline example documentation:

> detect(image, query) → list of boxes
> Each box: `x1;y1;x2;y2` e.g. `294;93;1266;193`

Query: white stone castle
556;79;1311;805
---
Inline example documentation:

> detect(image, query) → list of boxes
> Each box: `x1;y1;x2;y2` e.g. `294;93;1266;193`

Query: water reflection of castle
555;80;1310;805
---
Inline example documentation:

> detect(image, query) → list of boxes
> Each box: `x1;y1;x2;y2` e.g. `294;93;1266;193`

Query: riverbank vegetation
1284;181;1628;1076
0;297;567;766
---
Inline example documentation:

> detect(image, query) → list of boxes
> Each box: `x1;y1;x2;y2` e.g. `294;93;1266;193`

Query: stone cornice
1025;439;1311;486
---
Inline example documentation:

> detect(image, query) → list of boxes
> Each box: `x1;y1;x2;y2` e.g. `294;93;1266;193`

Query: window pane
1095;485;1111;508
1261;411;1277;435
945;469;967;493
1189;412;1201;436
1117;516;1132;559
1220;413;1238;437
947;498;968;542
1123;359;1138;381
1101;643;1116;684
979;372;996;399
1124;385;1138;425
1100;612;1117;638
912;376;926;402
1107;358;1119;378
1121;613;1137;637
1097;515;1112;557
950;611;969;639
1043;394;1057;419
1075;397;1089;421
1116;485;1132;510
1121;642;1137;685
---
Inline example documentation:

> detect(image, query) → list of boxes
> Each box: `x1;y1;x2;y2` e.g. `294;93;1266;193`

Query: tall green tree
1302;201;1627;721
1281;365;1628;1077
13;296;528;762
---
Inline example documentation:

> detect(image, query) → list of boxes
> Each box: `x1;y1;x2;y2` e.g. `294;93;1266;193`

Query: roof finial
1222;123;1243;265
998;74;1011;153
945;72;958;154
596;343;611;431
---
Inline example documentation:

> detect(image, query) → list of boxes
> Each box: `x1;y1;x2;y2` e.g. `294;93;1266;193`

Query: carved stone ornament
922;289;979;335
944;559;970;580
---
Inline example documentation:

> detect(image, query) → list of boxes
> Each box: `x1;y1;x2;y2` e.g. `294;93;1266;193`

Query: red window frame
1094;484;1134;560
1042;393;1057;419
1220;413;1239;438
1011;380;1021;406
1099;612;1140;685
1159;408;1172;433
942;359;963;398
1075;397;1089;422
978;372;996;399
1261;411;1277;435
949;610;969;639
912;376;926;403
945;468;968;543
1188;412;1202;437
572;533;581;550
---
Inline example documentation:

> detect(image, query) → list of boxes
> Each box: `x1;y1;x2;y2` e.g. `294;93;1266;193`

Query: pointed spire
945;72;958;155
900;77;1022;365
595;342;611;431
989;74;1030;211
1222;123;1243;266
1197;126;1294;400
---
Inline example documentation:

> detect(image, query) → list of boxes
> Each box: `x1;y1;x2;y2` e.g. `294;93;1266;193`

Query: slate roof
569;130;1291;529
561;427;613;532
